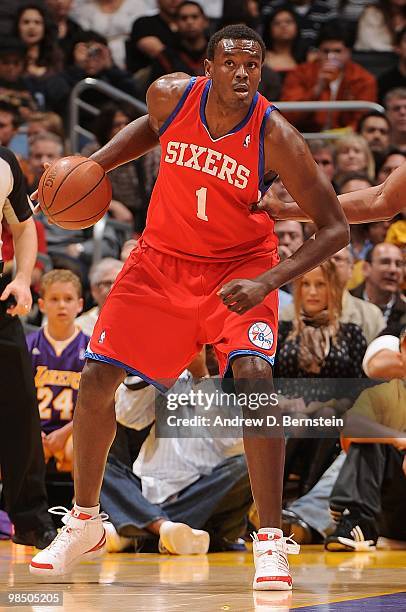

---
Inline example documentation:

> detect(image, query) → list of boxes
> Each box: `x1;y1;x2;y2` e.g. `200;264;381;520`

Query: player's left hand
0;277;32;316
218;278;268;314
250;190;285;218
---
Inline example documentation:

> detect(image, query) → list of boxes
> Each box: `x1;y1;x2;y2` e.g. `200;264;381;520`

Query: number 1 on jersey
196;187;208;221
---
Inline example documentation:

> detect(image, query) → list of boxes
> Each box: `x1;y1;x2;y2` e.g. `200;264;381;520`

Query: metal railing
69;78;147;154
275;100;385;139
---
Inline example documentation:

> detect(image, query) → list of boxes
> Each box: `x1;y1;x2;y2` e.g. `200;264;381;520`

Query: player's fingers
30;189;39;202
218;282;241;298
226;300;247;314
221;292;243;306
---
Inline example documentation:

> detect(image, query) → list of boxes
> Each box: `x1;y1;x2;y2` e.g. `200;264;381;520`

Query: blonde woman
334;134;375;183
275;260;366;388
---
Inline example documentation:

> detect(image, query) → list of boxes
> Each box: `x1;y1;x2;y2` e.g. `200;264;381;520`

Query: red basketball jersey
142;76;278;262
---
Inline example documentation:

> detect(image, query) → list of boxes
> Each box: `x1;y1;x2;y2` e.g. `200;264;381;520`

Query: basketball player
255;159;406;223
0;145;56;548
30;25;350;589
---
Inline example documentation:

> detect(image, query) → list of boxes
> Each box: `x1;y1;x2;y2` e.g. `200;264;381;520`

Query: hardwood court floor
1;542;406;611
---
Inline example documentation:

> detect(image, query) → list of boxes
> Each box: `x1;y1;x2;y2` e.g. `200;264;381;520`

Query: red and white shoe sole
29;537;106;576
253;576;293;591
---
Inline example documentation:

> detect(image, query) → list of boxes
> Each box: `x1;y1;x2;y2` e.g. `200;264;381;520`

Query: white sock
73;503;100;518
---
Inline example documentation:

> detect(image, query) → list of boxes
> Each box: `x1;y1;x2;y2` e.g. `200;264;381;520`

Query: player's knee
231;355;272;379
80;360;125;398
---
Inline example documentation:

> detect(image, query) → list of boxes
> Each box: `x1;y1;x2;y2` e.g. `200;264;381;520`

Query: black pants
0;294;52;531
330;443;406;540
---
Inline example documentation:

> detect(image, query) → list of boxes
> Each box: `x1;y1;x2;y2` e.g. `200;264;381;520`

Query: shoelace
251;532;300;555
44;507;109;555
251;533;299;575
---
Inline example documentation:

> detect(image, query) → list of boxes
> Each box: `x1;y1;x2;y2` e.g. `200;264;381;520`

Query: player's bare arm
256;160;406;223
221;112;350;313
147;72;192;134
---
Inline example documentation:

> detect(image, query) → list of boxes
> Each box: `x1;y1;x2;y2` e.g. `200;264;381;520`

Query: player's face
360;117;390;153
206;39;262;109
300;267;329;316
39;282;83;324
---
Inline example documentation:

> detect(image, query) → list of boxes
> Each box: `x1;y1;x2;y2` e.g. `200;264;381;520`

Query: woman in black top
275;261;367;412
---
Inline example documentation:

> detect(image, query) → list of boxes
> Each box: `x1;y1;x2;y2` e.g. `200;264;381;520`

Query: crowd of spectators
0;0;405;554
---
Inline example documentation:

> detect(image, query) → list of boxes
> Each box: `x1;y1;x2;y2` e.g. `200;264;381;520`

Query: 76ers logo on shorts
248;322;274;350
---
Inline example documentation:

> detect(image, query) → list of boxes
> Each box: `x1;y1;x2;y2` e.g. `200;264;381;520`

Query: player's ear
204;58;212;78
38;297;45;314
77;297;84;315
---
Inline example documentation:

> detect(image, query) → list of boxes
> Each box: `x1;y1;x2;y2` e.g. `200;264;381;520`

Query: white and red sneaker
252;528;300;591
29;507;107;576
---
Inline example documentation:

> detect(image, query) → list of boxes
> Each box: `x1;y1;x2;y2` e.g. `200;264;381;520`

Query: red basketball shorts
86;242;279;390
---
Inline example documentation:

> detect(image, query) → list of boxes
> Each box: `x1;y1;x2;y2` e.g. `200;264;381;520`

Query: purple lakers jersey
26;328;89;433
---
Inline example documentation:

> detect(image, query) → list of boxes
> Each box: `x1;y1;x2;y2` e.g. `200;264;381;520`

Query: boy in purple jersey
26;270;89;473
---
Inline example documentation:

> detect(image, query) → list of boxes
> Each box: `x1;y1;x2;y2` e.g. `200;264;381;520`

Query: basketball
38;156;112;229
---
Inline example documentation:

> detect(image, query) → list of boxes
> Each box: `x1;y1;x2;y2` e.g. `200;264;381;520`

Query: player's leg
232;356;284;529
207;252;299;591
73;361;126;507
